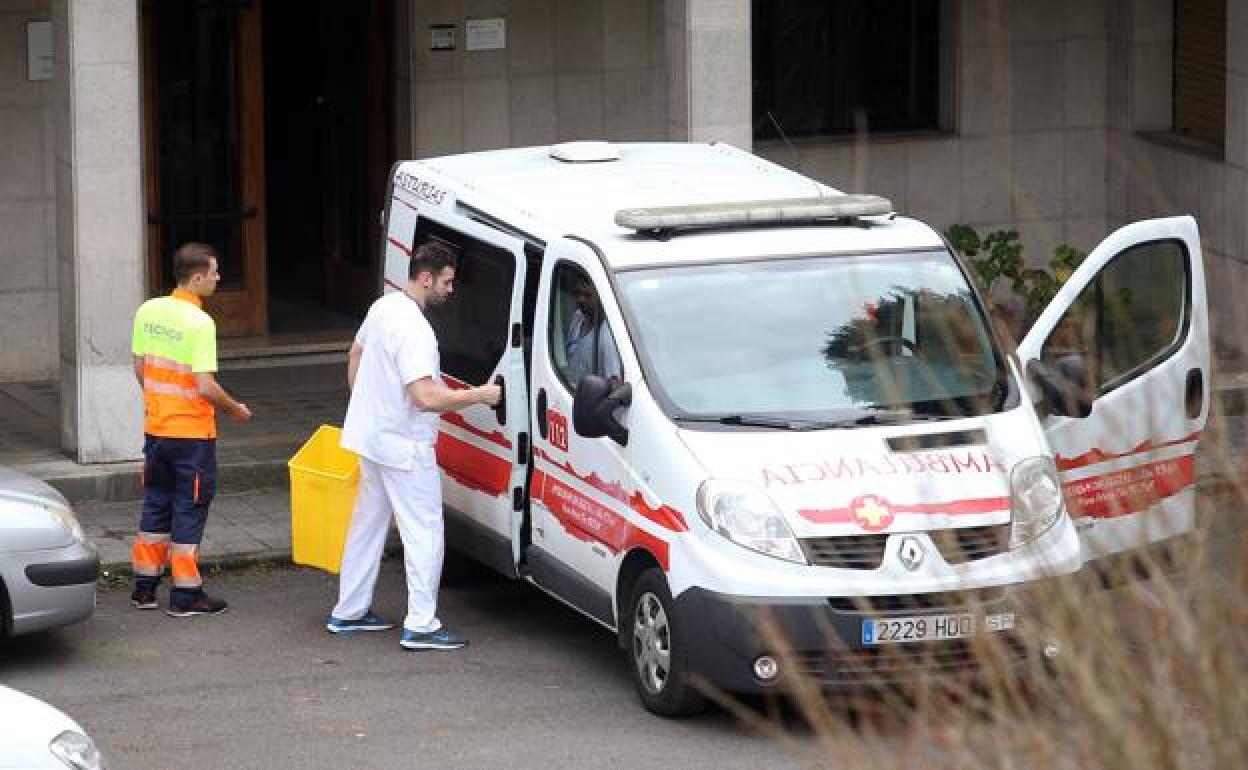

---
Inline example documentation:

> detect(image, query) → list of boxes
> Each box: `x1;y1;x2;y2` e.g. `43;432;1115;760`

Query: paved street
1;556;823;770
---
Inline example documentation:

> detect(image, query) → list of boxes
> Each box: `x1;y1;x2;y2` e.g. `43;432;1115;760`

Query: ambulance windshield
616;250;1011;423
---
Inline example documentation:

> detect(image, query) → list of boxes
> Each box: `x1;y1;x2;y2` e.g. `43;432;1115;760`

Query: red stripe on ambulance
798;495;1010;527
438;375;512;449
534;469;673;570
534;446;688;532
1063;454;1195;519
1054;431;1202;471
435;431;510;498
387;236;411;257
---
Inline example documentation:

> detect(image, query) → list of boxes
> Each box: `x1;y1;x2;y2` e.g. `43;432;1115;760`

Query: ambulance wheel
626;568;706;717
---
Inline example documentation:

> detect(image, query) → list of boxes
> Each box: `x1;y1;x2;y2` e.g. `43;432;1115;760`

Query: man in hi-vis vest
130;242;252;616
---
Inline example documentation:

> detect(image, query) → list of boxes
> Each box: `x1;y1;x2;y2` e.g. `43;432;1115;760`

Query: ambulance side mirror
573;375;631;446
1026;358;1093;418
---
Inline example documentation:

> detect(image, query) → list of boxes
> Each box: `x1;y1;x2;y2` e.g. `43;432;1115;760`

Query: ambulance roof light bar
615;194;894;235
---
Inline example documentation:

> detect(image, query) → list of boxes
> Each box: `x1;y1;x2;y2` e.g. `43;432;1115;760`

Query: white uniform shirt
341;291;440;471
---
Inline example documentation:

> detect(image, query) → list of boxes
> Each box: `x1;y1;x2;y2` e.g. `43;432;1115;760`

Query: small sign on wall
430;23;455;51
27;20;53;81
464;18;505;51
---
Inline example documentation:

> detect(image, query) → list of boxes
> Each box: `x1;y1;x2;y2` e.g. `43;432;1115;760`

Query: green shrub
945;224;1087;333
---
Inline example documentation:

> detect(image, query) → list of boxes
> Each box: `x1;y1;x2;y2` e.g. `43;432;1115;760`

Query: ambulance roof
406;142;946;270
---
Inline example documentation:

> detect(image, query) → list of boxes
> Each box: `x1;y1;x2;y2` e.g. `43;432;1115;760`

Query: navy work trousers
140;435;217;545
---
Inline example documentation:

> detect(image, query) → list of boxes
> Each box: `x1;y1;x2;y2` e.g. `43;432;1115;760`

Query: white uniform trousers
332;455;444;633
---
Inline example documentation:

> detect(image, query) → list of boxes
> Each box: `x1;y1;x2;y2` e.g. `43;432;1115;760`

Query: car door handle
536;388;548;439
492;375;507;426
1186;368;1203;419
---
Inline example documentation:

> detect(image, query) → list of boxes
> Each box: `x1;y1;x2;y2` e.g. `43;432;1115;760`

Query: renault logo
898;536;925;571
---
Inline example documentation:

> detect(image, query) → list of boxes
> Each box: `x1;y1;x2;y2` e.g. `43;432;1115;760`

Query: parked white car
0;467;97;636
0;685;104;769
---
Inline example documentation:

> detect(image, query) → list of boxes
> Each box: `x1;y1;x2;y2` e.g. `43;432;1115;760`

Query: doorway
142;0;393;340
263;0;393;336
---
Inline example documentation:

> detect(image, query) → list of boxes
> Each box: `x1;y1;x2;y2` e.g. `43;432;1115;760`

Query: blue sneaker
400;627;468;650
326;610;394;634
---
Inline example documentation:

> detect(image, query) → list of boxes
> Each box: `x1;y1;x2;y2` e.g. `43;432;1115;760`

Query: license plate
862;612;1015;645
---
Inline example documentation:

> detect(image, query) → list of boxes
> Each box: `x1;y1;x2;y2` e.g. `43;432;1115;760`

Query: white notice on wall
464;18;505;51
27;21;53;81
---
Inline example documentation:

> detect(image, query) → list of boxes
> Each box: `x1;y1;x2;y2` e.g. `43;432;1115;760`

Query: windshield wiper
676;415;835;431
823;409;916;428
677;409;963;431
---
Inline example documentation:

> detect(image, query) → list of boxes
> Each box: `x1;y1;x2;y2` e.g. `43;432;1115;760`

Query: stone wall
405;0;669;157
0;0;56;382
755;0;1113;268
1108;0;1248;363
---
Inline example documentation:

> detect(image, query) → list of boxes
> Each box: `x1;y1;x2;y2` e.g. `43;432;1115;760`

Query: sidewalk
0;361;349;503
85;486;297;574
0;360;354;574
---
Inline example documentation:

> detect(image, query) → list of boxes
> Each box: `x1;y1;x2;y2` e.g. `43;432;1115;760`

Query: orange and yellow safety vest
131;288;218;439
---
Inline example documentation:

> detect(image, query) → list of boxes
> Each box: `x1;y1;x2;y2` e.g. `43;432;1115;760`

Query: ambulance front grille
800;525;1009;570
790;635;1028;685
800;534;889;569
931;524;1010;564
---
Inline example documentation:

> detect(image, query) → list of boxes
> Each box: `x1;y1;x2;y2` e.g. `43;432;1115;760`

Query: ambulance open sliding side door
385;168;531;578
1016;216;1209;565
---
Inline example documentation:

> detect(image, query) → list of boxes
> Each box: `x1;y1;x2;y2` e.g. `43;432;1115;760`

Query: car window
417;220;516;384
548;262;623;392
1041;240;1188;394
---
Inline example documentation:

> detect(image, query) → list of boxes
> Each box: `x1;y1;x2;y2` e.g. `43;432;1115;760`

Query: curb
98;550;295;580
95;542;404;581
47;459;290;505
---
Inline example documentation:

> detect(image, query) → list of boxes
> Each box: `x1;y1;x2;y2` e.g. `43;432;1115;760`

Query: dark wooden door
143;0;268;336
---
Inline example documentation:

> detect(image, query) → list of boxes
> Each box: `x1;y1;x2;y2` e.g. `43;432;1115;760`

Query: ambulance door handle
1185;368;1203;419
492;375;507;426
536;389;548;439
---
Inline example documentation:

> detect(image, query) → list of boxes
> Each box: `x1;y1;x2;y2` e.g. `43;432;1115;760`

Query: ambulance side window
416;220;516;385
548;263;623;392
1040;240;1188;395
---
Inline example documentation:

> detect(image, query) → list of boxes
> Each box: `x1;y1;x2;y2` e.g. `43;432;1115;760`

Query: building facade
0;0;1241;462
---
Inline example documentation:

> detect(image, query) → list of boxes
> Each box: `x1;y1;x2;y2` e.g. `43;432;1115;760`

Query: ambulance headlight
1009;456;1064;548
49;730;103;770
696;480;806;564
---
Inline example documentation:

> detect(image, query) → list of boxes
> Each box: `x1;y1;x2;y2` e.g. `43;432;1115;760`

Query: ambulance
379;141;1208;715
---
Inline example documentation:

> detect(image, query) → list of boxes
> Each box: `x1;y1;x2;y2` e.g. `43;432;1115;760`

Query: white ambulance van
380;142;1208;715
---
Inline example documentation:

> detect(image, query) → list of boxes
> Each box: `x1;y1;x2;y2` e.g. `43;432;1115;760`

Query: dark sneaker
166;591;228;617
326;610;394;634
400;627;467;651
130;588;158;610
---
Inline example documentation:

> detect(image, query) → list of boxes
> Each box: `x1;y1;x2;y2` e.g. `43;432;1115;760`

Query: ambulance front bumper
673;585;1032;694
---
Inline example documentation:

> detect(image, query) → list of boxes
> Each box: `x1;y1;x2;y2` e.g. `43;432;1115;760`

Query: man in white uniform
326;240;501;650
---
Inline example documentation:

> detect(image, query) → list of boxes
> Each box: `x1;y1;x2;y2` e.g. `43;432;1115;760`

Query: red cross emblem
851;495;894;532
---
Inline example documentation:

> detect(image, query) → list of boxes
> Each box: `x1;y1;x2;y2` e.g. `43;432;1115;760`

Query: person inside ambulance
564;275;622;387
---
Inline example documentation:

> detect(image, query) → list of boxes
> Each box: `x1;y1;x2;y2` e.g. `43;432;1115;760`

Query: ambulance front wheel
626;568;707;717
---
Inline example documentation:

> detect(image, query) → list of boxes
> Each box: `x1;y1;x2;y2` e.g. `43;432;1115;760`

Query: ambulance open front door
1017;216;1209;564
389;197;531;578
525;244;637;628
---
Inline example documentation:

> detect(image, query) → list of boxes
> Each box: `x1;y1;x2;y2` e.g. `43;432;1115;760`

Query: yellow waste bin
288;425;358;573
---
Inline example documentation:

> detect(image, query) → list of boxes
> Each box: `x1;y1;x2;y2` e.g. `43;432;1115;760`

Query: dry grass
708;447;1247;769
